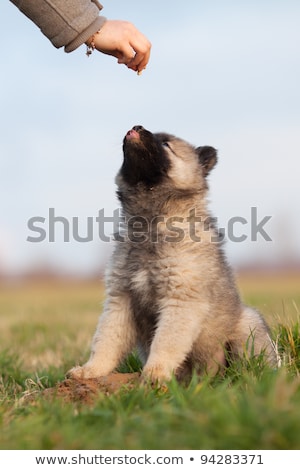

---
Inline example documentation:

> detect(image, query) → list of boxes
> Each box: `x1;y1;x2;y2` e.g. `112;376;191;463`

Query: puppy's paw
66;364;100;380
140;374;168;391
141;364;172;388
66;366;85;379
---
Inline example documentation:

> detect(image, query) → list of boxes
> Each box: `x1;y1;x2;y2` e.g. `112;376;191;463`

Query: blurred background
1;0;300;281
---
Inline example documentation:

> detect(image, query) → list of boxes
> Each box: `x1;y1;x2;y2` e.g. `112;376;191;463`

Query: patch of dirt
21;373;140;405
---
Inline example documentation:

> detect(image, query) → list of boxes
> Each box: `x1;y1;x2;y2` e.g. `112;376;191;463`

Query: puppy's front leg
68;293;137;379
142;302;205;383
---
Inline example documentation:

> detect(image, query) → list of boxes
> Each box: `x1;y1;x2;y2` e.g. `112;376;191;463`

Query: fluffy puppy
69;125;277;383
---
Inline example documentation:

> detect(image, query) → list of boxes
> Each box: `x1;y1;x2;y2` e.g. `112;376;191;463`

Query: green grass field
0;273;299;450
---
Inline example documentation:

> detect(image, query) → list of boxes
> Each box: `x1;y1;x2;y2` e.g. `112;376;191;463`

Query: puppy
69;126;277;383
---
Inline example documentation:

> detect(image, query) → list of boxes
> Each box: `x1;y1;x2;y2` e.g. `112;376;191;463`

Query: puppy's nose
132;125;144;132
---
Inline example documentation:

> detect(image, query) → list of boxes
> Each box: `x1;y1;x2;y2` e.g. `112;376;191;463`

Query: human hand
86;20;151;74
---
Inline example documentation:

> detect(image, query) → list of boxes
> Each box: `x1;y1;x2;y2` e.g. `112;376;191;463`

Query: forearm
9;0;107;52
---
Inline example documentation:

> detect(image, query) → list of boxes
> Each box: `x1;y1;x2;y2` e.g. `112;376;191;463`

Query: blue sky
1;1;300;276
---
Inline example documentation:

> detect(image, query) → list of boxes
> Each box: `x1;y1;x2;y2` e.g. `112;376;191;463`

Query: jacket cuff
64;16;107;53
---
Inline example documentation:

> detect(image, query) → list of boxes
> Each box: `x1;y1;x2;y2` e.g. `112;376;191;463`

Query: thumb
117;48;135;65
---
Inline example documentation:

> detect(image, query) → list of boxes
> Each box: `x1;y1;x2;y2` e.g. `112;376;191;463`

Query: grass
0;273;299;450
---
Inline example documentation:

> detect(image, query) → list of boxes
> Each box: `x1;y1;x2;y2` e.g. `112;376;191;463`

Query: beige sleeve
9;0;107;52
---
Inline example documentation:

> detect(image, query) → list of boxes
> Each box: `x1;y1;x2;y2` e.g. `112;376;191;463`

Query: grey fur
69;126;277;383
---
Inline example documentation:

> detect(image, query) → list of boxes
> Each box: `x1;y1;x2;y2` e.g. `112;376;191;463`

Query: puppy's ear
196;146;217;176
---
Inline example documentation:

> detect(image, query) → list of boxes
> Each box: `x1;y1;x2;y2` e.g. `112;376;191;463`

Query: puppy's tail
233;306;280;367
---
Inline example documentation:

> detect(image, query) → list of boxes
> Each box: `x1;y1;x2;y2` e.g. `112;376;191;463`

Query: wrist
65;16;107;53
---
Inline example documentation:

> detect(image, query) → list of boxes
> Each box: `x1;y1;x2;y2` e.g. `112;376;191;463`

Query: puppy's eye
162;142;170;148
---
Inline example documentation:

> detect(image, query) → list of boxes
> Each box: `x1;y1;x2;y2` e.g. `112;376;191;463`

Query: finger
117;49;134;65
115;43;136;65
126;34;151;70
127;50;150;73
127;39;151;72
